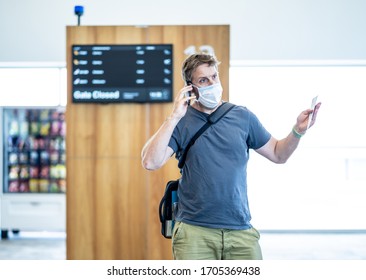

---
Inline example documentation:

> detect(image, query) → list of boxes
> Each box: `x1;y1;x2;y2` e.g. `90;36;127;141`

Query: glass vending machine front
3;107;66;194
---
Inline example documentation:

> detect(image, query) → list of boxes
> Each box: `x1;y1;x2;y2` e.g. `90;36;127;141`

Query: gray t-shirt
168;103;271;230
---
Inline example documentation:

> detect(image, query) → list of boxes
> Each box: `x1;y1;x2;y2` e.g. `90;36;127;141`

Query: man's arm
141;84;196;170
141;117;179;170
255;102;321;164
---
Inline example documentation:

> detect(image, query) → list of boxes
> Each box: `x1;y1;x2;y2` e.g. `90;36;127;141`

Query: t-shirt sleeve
247;110;271;149
168;134;178;154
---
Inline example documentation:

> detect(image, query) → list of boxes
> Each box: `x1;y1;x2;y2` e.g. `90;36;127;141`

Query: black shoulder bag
159;102;235;238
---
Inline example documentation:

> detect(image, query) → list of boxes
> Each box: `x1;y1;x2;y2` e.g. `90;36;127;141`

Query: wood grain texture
66;25;229;259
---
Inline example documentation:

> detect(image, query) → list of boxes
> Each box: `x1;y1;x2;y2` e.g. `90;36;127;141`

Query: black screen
71;44;173;103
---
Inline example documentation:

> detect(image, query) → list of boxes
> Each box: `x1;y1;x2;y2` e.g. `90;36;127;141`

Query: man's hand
295;102;322;134
169;85;197;121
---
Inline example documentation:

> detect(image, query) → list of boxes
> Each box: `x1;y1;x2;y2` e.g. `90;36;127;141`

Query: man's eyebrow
197;73;217;79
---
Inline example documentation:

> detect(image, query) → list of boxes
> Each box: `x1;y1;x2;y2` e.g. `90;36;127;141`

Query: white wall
0;0;366;63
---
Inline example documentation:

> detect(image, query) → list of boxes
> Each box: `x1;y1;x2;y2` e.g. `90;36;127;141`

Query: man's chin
200;101;222;110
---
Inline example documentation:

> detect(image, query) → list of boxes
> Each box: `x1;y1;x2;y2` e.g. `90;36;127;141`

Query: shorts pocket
172;221;184;243
250;227;261;239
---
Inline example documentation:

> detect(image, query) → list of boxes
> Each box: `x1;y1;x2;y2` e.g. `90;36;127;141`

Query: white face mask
194;83;223;109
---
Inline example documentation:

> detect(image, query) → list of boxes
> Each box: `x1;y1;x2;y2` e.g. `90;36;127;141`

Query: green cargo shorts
172;221;263;260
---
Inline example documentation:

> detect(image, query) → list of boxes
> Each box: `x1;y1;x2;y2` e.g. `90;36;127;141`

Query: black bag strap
177;102;235;169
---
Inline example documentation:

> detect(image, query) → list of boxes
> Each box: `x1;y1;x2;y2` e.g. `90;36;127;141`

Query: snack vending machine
1;107;66;239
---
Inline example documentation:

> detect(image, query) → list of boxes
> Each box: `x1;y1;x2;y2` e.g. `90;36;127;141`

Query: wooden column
66;25;229;259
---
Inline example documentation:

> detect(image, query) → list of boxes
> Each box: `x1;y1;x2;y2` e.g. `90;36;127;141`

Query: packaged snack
40;122;50;136
51;120;61;135
8;152;18;164
39;179;49;192
51;111;59;120
19;121;29;137
40;150;50;164
58;164;66;179
30;122;40;135
9;120;19;136
60;151;66;163
30;151;39;165
9;166;19;179
30;166;39;178
40;166;50;178
37;138;46;149
19;152;29;164
8;181;20;192
50;165;58;178
39;109;50;121
60;121;66;136
49;180;59;193
29;179;39;192
50;150;59;164
58;179;66;193
19;181;30;192
19;166;29;179
60;138;66;150
28;109;39;121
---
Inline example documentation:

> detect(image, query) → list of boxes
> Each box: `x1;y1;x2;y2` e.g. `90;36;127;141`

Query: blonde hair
181;53;220;83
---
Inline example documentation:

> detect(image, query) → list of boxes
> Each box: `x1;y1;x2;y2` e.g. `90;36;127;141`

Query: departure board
71;44;173;103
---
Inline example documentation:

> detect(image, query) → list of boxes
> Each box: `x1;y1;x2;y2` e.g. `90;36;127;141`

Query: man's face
191;64;220;88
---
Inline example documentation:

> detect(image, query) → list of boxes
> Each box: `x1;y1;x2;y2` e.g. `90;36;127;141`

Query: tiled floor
0;231;66;260
1;230;366;260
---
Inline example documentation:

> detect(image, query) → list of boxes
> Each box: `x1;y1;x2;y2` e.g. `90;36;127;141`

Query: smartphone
186;81;192;106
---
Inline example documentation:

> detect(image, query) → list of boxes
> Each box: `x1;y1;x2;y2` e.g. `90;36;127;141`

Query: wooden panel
66;104;146;157
66;25;229;260
66;157;96;259
66;158;146;259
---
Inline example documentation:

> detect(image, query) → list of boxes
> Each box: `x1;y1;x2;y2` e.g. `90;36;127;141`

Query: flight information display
71;44;173;103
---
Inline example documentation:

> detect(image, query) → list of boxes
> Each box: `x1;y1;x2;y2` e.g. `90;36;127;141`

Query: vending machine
1;107;66;239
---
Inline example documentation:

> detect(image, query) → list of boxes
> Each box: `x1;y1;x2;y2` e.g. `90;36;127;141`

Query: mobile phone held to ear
186;81;192;106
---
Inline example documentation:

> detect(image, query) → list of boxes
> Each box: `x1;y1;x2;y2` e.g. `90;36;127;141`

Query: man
141;53;321;260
